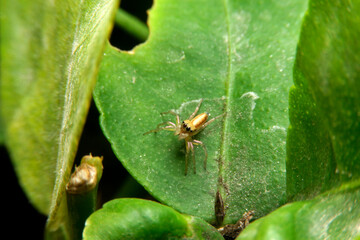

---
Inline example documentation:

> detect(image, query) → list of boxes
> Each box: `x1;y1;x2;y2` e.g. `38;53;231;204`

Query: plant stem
66;154;103;240
115;8;149;42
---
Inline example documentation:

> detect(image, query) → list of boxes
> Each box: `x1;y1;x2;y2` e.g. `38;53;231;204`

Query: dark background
2;0;153;238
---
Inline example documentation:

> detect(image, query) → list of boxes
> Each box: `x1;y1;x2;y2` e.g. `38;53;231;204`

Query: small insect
144;99;225;175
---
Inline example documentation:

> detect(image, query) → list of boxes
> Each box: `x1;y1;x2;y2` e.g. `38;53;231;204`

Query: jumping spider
144;99;224;175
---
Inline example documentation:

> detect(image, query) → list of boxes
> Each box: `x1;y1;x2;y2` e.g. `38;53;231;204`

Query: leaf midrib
219;0;233;194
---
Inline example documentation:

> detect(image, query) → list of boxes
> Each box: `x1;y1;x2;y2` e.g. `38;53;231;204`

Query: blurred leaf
0;116;4;144
94;0;307;223
287;0;360;200
0;0;118;226
237;0;360;239
83;198;223;240
237;181;360;240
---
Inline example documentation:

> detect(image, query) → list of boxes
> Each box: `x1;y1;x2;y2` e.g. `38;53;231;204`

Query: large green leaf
237;181;360;240
237;0;360;238
94;0;307;223
83;198;223;240
287;0;360;200
0;0;118;221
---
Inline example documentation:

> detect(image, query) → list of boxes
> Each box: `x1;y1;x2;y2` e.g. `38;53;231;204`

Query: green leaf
0;115;4;144
239;0;360;238
83;198;223;240
237;181;360;240
287;0;360;200
0;0;118;223
95;0;307;223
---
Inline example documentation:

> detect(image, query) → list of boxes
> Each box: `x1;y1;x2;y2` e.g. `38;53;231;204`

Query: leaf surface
95;0;307;223
287;0;360;200
239;0;360;238
237;182;360;240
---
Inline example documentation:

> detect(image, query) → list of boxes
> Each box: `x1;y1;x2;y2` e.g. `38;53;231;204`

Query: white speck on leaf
166;50;185;64
261;125;286;133
241;92;260;111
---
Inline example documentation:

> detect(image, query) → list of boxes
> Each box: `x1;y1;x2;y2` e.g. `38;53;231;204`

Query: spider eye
186;127;191;131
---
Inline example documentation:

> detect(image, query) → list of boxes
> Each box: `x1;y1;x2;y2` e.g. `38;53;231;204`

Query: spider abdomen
191;112;209;129
183;112;209;133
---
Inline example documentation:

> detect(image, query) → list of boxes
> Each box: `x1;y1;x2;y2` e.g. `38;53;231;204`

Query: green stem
66;155;103;240
67;190;97;240
115;9;149;42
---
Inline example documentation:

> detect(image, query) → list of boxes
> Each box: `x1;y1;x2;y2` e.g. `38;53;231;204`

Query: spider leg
143;121;176;135
158;121;176;128
188;98;203;120
185;140;196;175
193;139;207;170
198;112;226;131
185;141;190;175
161;111;180;127
189;141;196;174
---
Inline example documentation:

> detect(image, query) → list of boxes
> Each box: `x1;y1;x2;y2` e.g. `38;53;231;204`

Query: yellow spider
144;99;224;175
